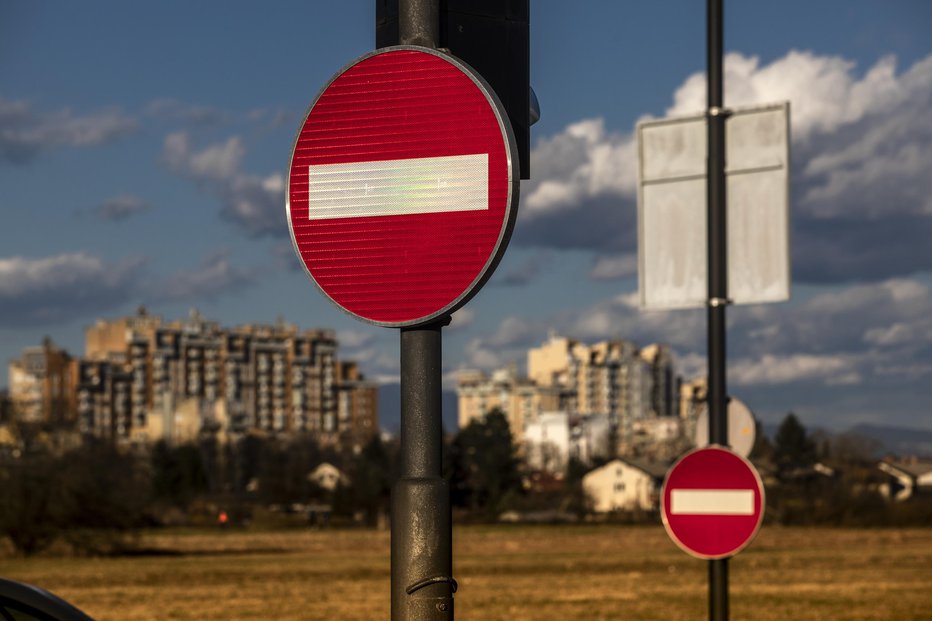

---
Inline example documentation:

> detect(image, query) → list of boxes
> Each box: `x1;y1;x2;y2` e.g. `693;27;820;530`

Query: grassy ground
1;525;930;620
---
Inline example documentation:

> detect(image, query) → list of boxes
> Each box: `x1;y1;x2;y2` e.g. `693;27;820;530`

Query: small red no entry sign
286;46;519;327
661;446;765;560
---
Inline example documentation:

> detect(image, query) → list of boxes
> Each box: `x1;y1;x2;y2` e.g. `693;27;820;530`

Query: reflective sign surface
661;446;765;560
287;47;518;327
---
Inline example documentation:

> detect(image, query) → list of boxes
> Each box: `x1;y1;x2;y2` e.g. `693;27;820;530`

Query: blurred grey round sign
695;397;757;458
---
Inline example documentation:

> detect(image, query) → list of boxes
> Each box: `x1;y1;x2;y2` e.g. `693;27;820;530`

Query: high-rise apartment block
528;334;651;427
9;308;378;448
8;338;76;426
457;365;561;443
639;344;677;418
458;333;680;455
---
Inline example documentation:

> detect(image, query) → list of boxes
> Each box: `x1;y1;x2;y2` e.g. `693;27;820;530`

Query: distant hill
762;421;932;458
845;423;932;458
377;383;459;435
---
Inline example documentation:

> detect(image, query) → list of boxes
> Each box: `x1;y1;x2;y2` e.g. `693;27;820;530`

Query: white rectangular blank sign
637;102;790;309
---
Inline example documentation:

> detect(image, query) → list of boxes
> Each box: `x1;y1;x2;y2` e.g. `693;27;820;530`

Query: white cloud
333;329;397;382
523;118;637;217
666;52;932;221
518;51;932;284
463;340;506;371
94;194;150;221
163;132;284;236
722;276;932;390
461;315;547;371
157;250;257;302
803;278;927;317
863;322;913;347
460;272;932;394
874;363;932;382
0;253;144;325
0;98;136;164
730;353;862;386
448;307;475;331
570;293;704;349
336;329;377;350
590;254;637;281
345;346;399;384
144;99;227;126
164;131;243;181
247;107;295;129
667;52;925;140
494;251;551;286
676;352;707;381
188;138;244;181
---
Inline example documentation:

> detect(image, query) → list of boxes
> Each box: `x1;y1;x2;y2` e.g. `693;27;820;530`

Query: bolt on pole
707;0;730;619
390;7;454;620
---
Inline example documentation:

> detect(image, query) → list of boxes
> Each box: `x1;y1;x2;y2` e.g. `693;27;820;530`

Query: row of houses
6;307;378;450
581;456;932;514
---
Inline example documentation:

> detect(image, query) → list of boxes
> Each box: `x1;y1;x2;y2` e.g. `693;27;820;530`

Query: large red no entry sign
661;446;765;559
287;46;519;327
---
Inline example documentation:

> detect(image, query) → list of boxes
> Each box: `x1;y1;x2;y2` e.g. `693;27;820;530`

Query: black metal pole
398;0;439;48
392;322;454;621
391;9;450;620
707;0;729;620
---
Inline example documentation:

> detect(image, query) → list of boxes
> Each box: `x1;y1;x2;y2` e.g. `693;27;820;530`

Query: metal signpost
661;446;765;560
638;0;785;617
707;0;731;616
286;2;519;617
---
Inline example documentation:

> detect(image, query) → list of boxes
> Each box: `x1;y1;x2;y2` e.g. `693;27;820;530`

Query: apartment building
10;308;377;447
640;344;677;418
8;338;76;426
458;333;681;458
335;361;380;449
679;377;707;421
528;334;654;440
457;365;560;443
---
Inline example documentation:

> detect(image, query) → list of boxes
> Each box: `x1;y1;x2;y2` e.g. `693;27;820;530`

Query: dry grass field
2;525;931;620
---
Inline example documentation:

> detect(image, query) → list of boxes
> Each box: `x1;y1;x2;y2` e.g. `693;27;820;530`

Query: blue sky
2;1;932;432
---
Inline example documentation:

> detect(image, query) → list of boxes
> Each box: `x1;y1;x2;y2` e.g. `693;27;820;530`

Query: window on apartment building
614;482;626;493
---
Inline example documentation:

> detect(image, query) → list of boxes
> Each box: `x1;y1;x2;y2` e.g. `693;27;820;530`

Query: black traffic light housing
376;0;531;179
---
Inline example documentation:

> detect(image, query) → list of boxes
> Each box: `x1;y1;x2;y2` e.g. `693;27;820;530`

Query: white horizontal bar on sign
308;153;488;220
670;489;754;515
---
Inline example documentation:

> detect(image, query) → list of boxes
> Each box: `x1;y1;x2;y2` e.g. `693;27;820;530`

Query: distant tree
234;433;265;493
55;441;150;555
447;409;522;517
564;456;592;517
254;435;333;506
345;434;393;526
151;441;209;508
0;454;59;556
1;441;150;556
773;412;817;477
749;421;775;463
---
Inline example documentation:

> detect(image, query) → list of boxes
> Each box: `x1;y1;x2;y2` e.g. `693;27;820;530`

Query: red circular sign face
661;446;765;560
287;46;518;327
